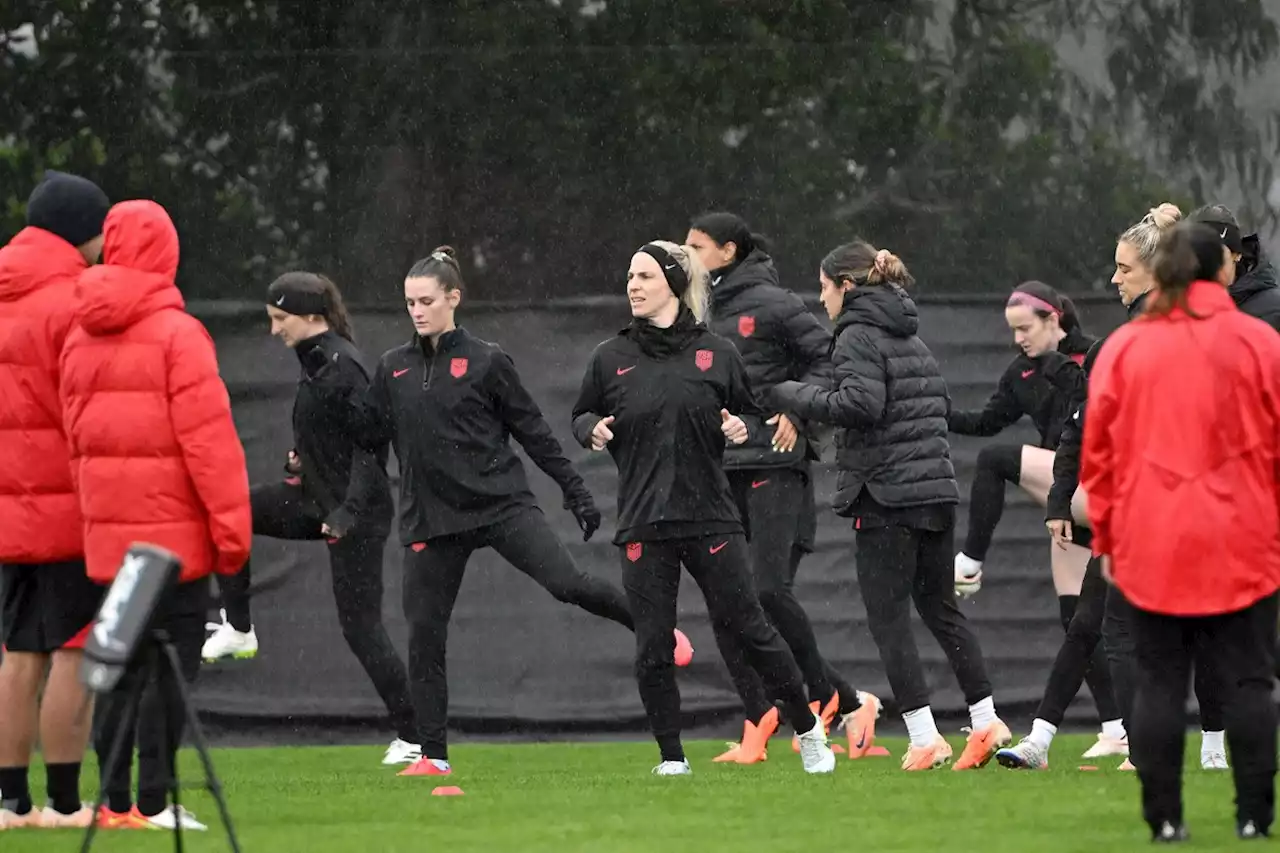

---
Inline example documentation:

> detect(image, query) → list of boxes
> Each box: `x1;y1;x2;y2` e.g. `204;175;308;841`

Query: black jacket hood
711;249;780;301
1230;241;1278;305
835;283;919;339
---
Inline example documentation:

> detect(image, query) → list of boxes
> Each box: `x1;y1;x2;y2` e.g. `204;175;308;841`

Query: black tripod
80;630;241;852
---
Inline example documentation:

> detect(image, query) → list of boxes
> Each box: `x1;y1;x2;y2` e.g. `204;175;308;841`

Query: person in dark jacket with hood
685;212;878;764
203;271;421;768
1031;203;1226;773
1189;203;1280;332
571;239;834;776
352;247;691;778
770;240;1008;772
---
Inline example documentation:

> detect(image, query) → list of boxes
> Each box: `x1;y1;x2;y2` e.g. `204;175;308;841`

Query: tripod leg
80;669;147;853
160;642;241;853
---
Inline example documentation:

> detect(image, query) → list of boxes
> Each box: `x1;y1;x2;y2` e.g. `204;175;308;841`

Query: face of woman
266;305;322;349
404;275;459;338
819;271;847;321
627;252;678;321
1113;240;1156;307
1217;245;1238;287
684;229;735;275
1004;304;1059;358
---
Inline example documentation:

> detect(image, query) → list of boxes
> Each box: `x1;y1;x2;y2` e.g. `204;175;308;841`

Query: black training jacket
706;249;834;469
948;326;1094;449
291;330;393;538
1231;239;1280;331
571;323;763;544
770;284;959;514
357;327;591;544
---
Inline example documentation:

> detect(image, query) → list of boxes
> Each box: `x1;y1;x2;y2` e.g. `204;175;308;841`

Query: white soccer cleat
382;738;423;765
202;619;258;663
797;713;837;774
954;553;983;599
142;805;207;831
1082;733;1129;758
1201;750;1229;770
38;804;93;828
651;760;692;776
996;738;1049;770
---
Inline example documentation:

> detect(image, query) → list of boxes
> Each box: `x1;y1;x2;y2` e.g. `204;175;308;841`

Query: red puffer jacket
0;227;87;563
59;201;251;584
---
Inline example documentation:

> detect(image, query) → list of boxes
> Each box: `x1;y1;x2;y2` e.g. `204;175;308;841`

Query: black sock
657;735;685;763
0;766;32;815
1058;595;1079;632
45;762;82;815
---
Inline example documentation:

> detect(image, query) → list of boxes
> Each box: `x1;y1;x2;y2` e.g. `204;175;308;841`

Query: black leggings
402;505;634;760
1129;594;1277;833
713;468;857;720
1037;557;1121;725
621;533;812;762
962;443;1022;561
95;581;206;816
855;521;992;713
215;480;419;743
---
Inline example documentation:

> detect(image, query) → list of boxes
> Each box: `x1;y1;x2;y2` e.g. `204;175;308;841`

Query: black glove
565;491;602;542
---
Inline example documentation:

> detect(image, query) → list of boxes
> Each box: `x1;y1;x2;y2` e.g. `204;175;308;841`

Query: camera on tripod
79;543;241;852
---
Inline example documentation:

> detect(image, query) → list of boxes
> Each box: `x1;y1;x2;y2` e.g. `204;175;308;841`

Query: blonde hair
1118;203;1182;268
648;240;710;322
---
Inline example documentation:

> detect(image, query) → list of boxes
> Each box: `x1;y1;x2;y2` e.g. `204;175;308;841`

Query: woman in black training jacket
204;271;421;767
354;247;690;778
770;241;1008;772
686;212;880;763
571;239;834;776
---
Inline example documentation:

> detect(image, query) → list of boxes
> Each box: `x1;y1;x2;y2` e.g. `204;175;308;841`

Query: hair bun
1148;203;1183;231
430;245;458;264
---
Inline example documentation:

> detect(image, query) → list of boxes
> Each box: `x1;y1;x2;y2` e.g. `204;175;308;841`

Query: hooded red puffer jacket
0;227;87;563
59;200;251;583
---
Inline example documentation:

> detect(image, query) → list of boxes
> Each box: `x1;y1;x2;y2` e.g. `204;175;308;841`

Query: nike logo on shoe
617;366;636;375
393;368;411;378
709;541;727;554
751;479;769;489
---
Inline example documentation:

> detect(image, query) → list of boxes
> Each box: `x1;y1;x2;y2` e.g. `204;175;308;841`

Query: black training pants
712;468;857;720
95;581;206;816
216;480;419;743
855;521;992;713
1037;557;1117;726
621;533;813;762
1128;594;1278;834
402;506;634;760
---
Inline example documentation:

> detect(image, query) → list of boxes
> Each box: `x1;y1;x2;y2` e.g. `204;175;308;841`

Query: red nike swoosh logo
617;366;636;375
1021;369;1035;379
751;479;769;489
709;541;727;554
393;368;411;378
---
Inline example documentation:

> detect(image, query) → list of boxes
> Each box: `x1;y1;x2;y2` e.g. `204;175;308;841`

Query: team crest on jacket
626;542;643;562
450;358;468;378
695;349;713;371
738;316;755;337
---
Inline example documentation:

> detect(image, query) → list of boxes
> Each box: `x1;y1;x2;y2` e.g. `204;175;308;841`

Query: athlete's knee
757;585;794;620
633;631;673;677
976;443;1022;482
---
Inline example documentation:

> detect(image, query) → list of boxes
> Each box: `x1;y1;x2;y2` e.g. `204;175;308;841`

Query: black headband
638;244;689;298
266;282;327;318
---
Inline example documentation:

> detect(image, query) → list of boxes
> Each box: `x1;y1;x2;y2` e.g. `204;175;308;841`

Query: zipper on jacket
422;350;437;390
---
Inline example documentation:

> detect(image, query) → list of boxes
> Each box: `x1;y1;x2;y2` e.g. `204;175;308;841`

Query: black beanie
25;171;110;248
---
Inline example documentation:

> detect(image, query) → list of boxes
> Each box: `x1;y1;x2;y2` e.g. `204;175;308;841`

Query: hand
285;450;302;475
1100;554;1113;584
1046;518;1073;550
320;522;341;540
766;413;798;453
720;409;748;445
567;495;602;541
591;416;615;451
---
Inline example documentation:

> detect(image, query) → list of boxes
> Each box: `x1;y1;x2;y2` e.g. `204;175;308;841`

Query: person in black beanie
0;171;109;829
202;271;424;767
1188;204;1280;331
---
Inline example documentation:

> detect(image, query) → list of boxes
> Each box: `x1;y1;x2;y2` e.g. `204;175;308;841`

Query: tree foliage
2;0;1275;301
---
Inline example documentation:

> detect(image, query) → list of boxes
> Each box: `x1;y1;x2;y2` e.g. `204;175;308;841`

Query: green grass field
6;734;1254;852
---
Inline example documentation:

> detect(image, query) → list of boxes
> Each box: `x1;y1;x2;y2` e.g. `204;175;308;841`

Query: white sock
1102;719;1126;741
1202;730;1225;753
903;706;940;748
968;696;997;730
1028;718;1057;751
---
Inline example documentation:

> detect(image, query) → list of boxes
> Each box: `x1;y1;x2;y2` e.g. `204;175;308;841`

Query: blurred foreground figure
1082;220;1280;843
60;200;251;830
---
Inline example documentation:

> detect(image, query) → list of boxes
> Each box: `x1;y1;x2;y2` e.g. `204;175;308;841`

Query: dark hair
819;240;914;288
406;245;465;293
1007;280;1080;333
1149;222;1226;318
689;211;770;263
268;271;354;342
